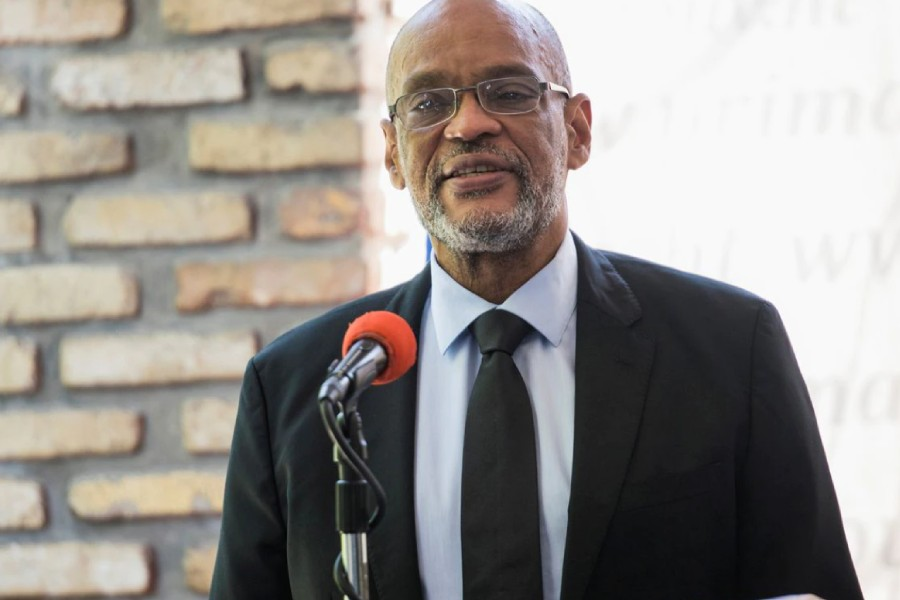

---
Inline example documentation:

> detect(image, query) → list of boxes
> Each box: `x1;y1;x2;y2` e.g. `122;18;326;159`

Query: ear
564;93;592;170
380;118;406;190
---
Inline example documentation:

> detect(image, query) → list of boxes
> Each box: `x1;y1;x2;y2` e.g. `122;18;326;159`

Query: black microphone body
318;338;388;404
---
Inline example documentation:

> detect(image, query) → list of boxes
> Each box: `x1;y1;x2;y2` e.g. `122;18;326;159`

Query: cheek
538;120;571;172
397;134;441;187
513;114;567;166
519;135;562;177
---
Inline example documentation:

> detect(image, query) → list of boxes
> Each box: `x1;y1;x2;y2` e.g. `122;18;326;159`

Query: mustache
429;141;527;189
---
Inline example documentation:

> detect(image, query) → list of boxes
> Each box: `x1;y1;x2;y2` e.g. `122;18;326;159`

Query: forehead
390;2;551;95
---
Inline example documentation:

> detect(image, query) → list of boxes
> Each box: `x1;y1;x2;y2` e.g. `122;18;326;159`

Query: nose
442;89;502;141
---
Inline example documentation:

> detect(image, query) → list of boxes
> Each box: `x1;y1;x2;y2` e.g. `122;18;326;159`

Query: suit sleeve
210;358;293;599
736;301;863;600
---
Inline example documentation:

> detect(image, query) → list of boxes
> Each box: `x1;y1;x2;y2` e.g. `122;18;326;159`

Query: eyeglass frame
387;75;571;130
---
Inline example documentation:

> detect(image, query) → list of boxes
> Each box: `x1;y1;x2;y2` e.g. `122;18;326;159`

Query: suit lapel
560;236;655;600
355;236;655;600
363;266;431;600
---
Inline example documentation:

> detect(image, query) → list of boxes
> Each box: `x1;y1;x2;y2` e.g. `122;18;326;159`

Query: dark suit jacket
210;234;863;600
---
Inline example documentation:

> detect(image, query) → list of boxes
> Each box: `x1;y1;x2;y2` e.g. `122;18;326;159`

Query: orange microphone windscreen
341;311;417;385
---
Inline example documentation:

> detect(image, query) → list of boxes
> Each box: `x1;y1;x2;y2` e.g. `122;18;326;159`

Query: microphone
318;311;417;404
318;311;416;600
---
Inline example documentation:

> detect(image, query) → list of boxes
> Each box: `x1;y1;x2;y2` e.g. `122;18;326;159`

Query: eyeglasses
388;76;570;130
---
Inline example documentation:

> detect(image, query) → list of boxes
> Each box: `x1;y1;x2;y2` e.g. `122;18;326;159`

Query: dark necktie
461;309;543;599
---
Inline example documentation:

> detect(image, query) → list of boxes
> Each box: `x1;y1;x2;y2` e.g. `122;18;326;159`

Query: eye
484;79;540;109
407;90;453;114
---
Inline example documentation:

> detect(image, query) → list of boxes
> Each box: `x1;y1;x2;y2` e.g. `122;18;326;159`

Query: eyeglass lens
396;76;543;129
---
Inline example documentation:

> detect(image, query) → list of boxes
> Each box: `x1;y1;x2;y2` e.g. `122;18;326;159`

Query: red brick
0;337;38;395
0;264;138;325
183;543;217;593
279;187;362;239
68;470;225;520
175;257;366;312
161;0;356;34
63;192;252;247
0;0;127;45
60;331;257;388
182;398;237;454
0;542;151;596
0;479;45;530
0;199;36;252
0;131;130;184
265;41;359;92
0;72;24;115
0;409;142;461
189;118;362;173
52;48;245;110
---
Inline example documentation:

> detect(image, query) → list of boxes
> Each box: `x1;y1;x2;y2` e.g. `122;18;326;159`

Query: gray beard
410;144;565;255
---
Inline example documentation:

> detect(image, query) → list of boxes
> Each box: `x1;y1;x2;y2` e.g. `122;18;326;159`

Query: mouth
447;164;505;178
441;154;515;183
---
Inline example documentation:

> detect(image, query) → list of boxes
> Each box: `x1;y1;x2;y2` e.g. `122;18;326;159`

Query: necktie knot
470;309;533;355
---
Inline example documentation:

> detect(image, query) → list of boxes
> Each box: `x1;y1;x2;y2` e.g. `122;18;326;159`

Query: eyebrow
399;64;540;95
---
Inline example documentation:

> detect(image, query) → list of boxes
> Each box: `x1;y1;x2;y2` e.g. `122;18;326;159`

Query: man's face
382;3;583;257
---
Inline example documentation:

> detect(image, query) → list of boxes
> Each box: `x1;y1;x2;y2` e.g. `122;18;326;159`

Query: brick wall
0;0;391;596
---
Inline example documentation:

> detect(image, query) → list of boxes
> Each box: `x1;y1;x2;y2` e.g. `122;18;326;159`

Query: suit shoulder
601;249;767;310
254;284;403;369
594;248;779;343
597;249;781;394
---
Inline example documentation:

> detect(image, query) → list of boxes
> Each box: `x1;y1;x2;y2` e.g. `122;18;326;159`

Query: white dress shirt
414;231;578;600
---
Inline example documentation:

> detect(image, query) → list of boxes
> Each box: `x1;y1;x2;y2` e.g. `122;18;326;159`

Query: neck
432;222;567;304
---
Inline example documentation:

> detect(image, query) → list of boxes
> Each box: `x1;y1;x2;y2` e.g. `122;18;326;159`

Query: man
211;1;863;598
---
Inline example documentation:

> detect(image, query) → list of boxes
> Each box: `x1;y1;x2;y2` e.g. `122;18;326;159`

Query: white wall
382;1;900;596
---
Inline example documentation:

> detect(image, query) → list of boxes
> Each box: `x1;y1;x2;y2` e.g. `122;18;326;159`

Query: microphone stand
335;405;371;600
319;354;388;600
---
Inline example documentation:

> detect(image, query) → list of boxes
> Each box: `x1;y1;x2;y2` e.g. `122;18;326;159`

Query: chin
442;183;516;205
430;211;536;255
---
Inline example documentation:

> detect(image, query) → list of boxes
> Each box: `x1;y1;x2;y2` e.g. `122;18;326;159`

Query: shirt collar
429;230;578;354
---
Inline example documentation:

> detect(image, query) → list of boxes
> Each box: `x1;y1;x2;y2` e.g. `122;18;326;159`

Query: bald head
385;0;571;103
